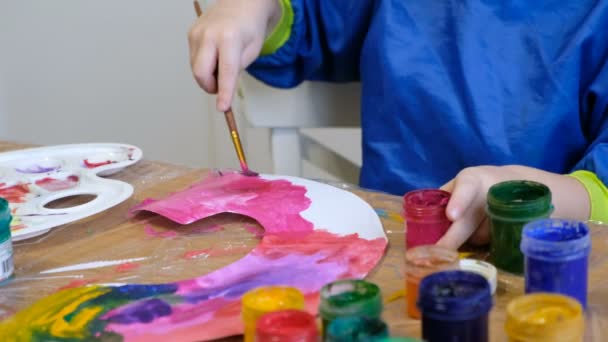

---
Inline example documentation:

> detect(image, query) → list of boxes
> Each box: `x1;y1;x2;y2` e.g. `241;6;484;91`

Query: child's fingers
192;40;219;94
217;36;242;111
444;172;479;221
436;211;480;249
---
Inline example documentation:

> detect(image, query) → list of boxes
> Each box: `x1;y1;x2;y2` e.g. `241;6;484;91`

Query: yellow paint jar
505;293;584;342
241;286;305;342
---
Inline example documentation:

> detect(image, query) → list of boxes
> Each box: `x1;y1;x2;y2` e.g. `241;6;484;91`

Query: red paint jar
255;310;319;342
403;189;451;248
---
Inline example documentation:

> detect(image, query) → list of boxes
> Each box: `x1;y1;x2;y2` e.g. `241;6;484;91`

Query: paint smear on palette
0;183;30;203
35;175;79;192
144;225;178;239
83;159;114;169
0;172;387;341
16;165;60;174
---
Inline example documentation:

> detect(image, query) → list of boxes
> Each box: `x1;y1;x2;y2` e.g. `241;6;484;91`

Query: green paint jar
0;198;13;283
487;180;552;274
325;316;388;341
319;279;383;337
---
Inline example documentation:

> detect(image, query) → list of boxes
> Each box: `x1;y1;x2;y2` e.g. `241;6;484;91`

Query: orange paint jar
405;245;459;319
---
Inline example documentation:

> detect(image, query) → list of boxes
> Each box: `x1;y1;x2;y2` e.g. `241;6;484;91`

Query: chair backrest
239;74;361;128
237;74;362;182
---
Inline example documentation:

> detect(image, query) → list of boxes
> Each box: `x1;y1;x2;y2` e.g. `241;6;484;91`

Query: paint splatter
35;175;79;192
244;224;264;237
58;279;100;291
0;183;30;203
143;225;178;239
190;224;224;234
115;263;141;273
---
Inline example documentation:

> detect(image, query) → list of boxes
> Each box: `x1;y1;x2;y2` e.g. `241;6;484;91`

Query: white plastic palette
0;143;142;241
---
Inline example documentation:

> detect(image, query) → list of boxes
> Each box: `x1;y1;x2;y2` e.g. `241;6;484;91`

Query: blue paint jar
521;218;591;308
417;270;492;342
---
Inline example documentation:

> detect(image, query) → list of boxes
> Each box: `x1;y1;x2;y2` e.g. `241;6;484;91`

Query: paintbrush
193;0;258;177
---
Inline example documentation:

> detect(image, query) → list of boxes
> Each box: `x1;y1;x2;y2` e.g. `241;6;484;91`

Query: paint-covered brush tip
242;169;259;177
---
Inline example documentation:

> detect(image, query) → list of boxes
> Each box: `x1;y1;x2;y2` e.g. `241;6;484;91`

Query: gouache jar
505;293;584;342
319;279;383;336
417;271;493;342
403;189;451;248
325;316;389;341
241;286;305;342
0;198;13;283
487;180;552;274
521;219;591;308
255;310;318;342
405;245;459;319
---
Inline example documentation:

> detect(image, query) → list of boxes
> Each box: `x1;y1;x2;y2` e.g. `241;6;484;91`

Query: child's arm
189;0;376;111
436;165;593;249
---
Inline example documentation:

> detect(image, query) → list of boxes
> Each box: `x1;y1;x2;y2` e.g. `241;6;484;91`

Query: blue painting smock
247;1;608;219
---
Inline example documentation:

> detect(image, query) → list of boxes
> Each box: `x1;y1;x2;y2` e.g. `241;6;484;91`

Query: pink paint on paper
143;224;178;239
131;172;313;234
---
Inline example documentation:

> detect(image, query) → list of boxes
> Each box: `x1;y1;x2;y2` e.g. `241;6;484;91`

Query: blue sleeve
247;0;376;88
573;57;608;183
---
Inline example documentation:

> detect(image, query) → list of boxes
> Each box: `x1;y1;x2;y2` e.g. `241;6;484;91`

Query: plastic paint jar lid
403;189;450;221
255;310;318;342
459;259;497;295
405;245;460;280
417;270;493;321
242;286;305;342
505;293;584;341
487;180;552;220
325;316;388;341
319;279;383;321
521;219;591;261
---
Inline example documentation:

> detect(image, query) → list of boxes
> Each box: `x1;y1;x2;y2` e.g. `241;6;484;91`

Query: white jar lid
459;259;497;295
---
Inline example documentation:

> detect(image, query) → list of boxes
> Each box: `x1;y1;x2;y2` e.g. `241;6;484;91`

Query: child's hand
188;0;281;111
436;165;590;249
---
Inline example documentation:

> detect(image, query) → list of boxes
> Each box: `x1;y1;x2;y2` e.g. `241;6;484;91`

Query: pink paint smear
143;224;178;239
131;171;313;235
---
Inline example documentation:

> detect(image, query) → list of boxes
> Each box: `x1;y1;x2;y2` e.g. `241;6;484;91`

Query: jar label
0;238;14;281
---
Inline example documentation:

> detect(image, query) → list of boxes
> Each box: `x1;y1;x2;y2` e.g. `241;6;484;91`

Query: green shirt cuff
260;0;294;56
569;170;608;222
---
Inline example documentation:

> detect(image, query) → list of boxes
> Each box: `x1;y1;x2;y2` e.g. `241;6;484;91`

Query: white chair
237;73;362;183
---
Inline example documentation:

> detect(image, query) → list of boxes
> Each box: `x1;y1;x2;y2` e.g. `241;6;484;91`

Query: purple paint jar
521;219;591;308
417;270;492;342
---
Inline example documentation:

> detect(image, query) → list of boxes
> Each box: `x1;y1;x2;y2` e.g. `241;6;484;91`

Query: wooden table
0;141;606;341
